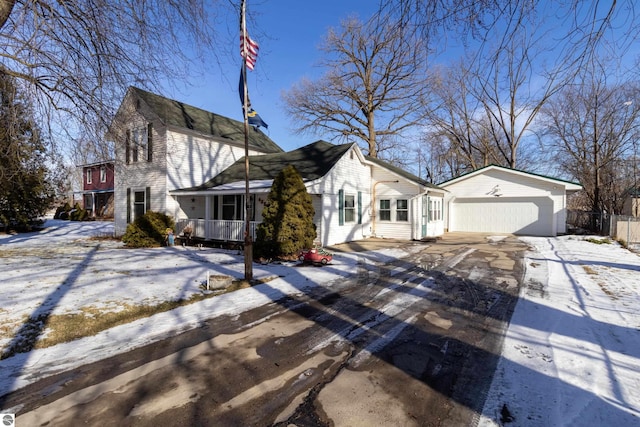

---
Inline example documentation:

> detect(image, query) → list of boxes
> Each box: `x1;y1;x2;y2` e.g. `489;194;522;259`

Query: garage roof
438;164;583;193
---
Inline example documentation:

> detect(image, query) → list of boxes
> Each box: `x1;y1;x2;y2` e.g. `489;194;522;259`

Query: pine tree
255;165;316;259
0;69;55;231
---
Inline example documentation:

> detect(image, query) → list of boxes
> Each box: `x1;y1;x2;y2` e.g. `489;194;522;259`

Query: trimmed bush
122;211;175;248
69;203;88;221
54;202;72;219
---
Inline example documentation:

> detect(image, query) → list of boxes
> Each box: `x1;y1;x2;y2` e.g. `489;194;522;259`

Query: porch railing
175;219;260;242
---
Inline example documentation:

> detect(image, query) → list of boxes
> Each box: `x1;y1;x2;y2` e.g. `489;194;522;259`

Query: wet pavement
7;232;528;426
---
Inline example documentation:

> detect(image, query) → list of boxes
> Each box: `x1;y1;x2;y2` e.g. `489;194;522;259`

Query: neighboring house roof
77;160;115;168
174;140;444;193
127;86;283;154
438;164;583;191
625;187;640;197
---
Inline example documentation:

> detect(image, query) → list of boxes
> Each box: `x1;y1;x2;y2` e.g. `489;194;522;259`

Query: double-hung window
126;123;153;164
429;199;442;221
379;199;391;221
133;190;146;220
344;195;355;222
396;199;408;221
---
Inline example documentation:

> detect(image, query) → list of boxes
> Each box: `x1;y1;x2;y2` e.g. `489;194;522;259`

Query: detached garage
439;165;582;236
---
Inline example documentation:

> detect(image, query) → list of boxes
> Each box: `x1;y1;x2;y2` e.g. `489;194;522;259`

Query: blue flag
239;67;268;129
247;108;268;129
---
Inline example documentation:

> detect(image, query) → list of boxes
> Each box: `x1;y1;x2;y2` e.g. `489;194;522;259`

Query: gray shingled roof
130;86;283;154
179;140;443;192
182;140;351;190
364;155;441;189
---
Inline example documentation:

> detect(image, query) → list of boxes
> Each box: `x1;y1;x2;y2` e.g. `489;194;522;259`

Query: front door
421;195;429;238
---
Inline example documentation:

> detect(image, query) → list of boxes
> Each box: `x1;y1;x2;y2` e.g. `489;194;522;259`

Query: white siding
114;105;166;235
371;167;426;240
307;147;372;246
165;129;263;191
112;93;270;235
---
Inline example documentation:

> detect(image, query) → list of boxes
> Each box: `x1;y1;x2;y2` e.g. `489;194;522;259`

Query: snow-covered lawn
480;236;640;426
0;220;415;395
1;220;639;426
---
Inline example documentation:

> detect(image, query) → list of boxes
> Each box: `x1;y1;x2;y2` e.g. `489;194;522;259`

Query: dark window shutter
125;130;131;164
126;188;131;223
357;191;362;224
338;189;344;226
147;123;153;162
145;187;151;212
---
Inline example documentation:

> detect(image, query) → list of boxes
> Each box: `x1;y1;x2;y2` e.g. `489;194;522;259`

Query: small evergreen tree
0;69;55;231
255;165;316;259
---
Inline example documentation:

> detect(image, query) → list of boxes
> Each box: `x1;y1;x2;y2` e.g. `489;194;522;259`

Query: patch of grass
585;237;611;245
582;265;598;275
1;275;279;360
597;282;618;299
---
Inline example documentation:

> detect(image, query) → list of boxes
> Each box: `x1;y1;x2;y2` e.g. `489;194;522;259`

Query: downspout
371;180;399;237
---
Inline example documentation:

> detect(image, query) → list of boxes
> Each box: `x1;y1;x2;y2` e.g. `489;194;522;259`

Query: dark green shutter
145;187;151;212
147;123;153;162
338;189;344;226
357;191;362;224
126;188;131;223
125;130;131;164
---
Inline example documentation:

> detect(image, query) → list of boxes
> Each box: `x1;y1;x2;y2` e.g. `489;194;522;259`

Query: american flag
239;0;259;70
240;33;259;70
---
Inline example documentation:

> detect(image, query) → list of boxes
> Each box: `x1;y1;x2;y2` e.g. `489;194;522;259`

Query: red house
80;160;115;218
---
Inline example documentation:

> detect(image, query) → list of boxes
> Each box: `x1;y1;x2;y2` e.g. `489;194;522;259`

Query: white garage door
451;197;554;236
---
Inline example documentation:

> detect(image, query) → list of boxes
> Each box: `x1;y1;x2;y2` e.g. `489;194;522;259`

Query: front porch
175;219;260;243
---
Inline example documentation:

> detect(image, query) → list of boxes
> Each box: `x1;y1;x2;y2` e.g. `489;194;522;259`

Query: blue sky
166;1;380;153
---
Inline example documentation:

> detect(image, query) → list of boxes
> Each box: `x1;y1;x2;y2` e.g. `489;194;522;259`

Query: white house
109;87;284;237
110;87;446;246
439;164;583;236
171;140;446;246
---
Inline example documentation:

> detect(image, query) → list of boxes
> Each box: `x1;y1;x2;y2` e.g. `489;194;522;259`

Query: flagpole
241;0;253;281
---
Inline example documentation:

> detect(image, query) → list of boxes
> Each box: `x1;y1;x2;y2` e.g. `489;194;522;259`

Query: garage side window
429;199;441;221
396;199;408;221
379;199;391;221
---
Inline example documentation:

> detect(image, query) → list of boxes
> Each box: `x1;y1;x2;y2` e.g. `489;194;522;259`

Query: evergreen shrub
255;165;316;259
122;211;175;248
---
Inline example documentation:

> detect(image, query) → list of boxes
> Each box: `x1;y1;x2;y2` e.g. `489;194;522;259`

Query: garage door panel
451;197;553;236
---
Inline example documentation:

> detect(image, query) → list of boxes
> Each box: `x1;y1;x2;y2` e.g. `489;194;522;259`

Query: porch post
205;195;211;239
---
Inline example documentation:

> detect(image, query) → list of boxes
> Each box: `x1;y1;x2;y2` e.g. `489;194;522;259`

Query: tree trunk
0;0;15;32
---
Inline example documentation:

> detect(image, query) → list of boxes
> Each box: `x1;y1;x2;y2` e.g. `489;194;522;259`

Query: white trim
440;165;582;191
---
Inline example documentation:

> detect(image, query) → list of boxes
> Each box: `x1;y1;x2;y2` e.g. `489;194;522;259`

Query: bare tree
0;0;231;163
541;59;640;215
382;1;638;67
282;14;428;159
424;60;507;179
386;0;639;176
